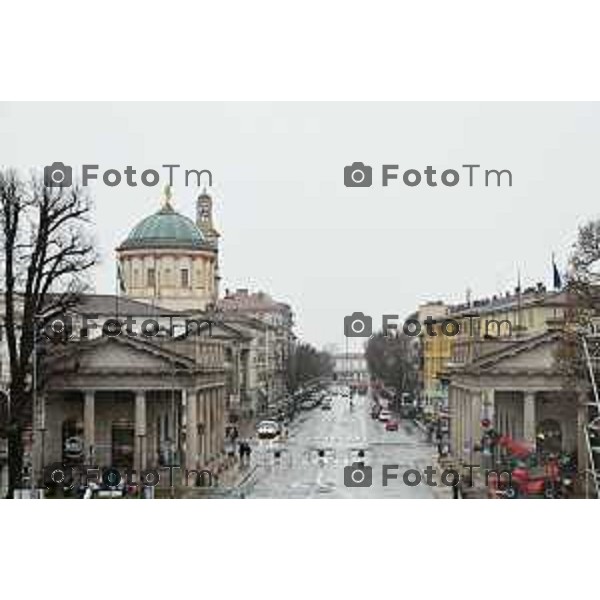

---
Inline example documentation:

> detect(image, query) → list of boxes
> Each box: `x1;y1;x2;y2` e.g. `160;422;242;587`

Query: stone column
217;387;224;455
181;389;187;457
493;395;501;432
523;391;536;445
205;390;212;461
205;389;212;460
198;391;206;465
466;389;474;463
32;392;46;487
233;345;241;401
452;387;461;462
135;390;147;474
211;389;218;457
482;388;495;423
185;389;199;472
461;388;468;462
218;389;223;451
453;388;460;462
84;390;95;464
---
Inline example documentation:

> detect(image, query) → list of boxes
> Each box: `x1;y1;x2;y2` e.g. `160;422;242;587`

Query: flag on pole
552;253;562;290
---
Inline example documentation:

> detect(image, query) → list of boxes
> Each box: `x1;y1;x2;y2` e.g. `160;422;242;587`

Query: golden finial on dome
161;184;173;209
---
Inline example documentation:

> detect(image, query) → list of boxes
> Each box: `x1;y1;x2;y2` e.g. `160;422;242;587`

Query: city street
240;393;441;499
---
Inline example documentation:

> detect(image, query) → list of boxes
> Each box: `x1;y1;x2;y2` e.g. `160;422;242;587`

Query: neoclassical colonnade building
37;333;226;487
31;188;229;490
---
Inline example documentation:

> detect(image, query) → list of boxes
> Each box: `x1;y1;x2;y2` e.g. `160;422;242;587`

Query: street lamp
31;322;41;498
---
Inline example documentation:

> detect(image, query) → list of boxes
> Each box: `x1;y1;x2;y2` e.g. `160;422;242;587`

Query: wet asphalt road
242;393;439;499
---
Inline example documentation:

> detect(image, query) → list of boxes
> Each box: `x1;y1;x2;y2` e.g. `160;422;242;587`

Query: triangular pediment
468;331;562;373
179;312;252;341
46;334;194;375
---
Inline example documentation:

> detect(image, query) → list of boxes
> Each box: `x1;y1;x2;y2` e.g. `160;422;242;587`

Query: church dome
119;198;207;251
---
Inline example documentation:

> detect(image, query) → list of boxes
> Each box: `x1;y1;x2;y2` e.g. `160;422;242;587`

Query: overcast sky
1;102;599;349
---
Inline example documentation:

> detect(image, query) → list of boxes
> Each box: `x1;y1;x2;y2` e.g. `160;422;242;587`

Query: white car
257;420;280;439
378;410;392;422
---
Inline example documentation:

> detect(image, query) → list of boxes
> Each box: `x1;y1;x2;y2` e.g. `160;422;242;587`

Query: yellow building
417;302;454;412
416;288;571;428
450;287;570;366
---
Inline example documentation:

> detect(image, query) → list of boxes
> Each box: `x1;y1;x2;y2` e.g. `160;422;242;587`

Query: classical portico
35;333;227;489
448;330;587;470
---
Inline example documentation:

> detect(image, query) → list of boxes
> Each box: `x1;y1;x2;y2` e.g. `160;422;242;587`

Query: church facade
0;186;295;495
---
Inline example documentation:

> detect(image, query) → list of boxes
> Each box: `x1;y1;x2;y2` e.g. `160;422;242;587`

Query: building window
147;268;156;288
181;268;189;288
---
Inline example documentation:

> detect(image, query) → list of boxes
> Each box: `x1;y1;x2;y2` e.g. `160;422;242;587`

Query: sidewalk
412;418;459;499
179;459;258;498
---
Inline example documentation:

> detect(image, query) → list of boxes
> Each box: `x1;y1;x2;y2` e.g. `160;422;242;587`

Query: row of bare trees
286;342;333;392
365;331;418;396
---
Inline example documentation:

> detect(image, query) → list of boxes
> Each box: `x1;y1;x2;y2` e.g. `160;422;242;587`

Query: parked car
321;399;332;410
378;410;391;422
385;419;399;431
257;420;280;439
83;481;129;499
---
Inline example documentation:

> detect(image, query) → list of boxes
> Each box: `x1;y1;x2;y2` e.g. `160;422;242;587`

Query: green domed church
117;186;220;311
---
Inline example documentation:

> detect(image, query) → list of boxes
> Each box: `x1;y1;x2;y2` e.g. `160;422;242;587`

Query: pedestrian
238;440;245;466
225;438;236;466
244;441;252;463
436;426;444;456
426;423;434;443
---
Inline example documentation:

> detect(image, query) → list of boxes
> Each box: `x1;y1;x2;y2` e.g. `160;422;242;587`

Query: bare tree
286;342;333;392
365;331;417;395
0;170;96;498
555;219;600;390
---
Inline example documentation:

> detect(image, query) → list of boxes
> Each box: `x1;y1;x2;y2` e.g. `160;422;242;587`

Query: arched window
147;268;156;288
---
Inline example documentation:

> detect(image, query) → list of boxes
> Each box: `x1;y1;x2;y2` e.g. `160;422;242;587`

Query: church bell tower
196;188;219;249
196;188;220;302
